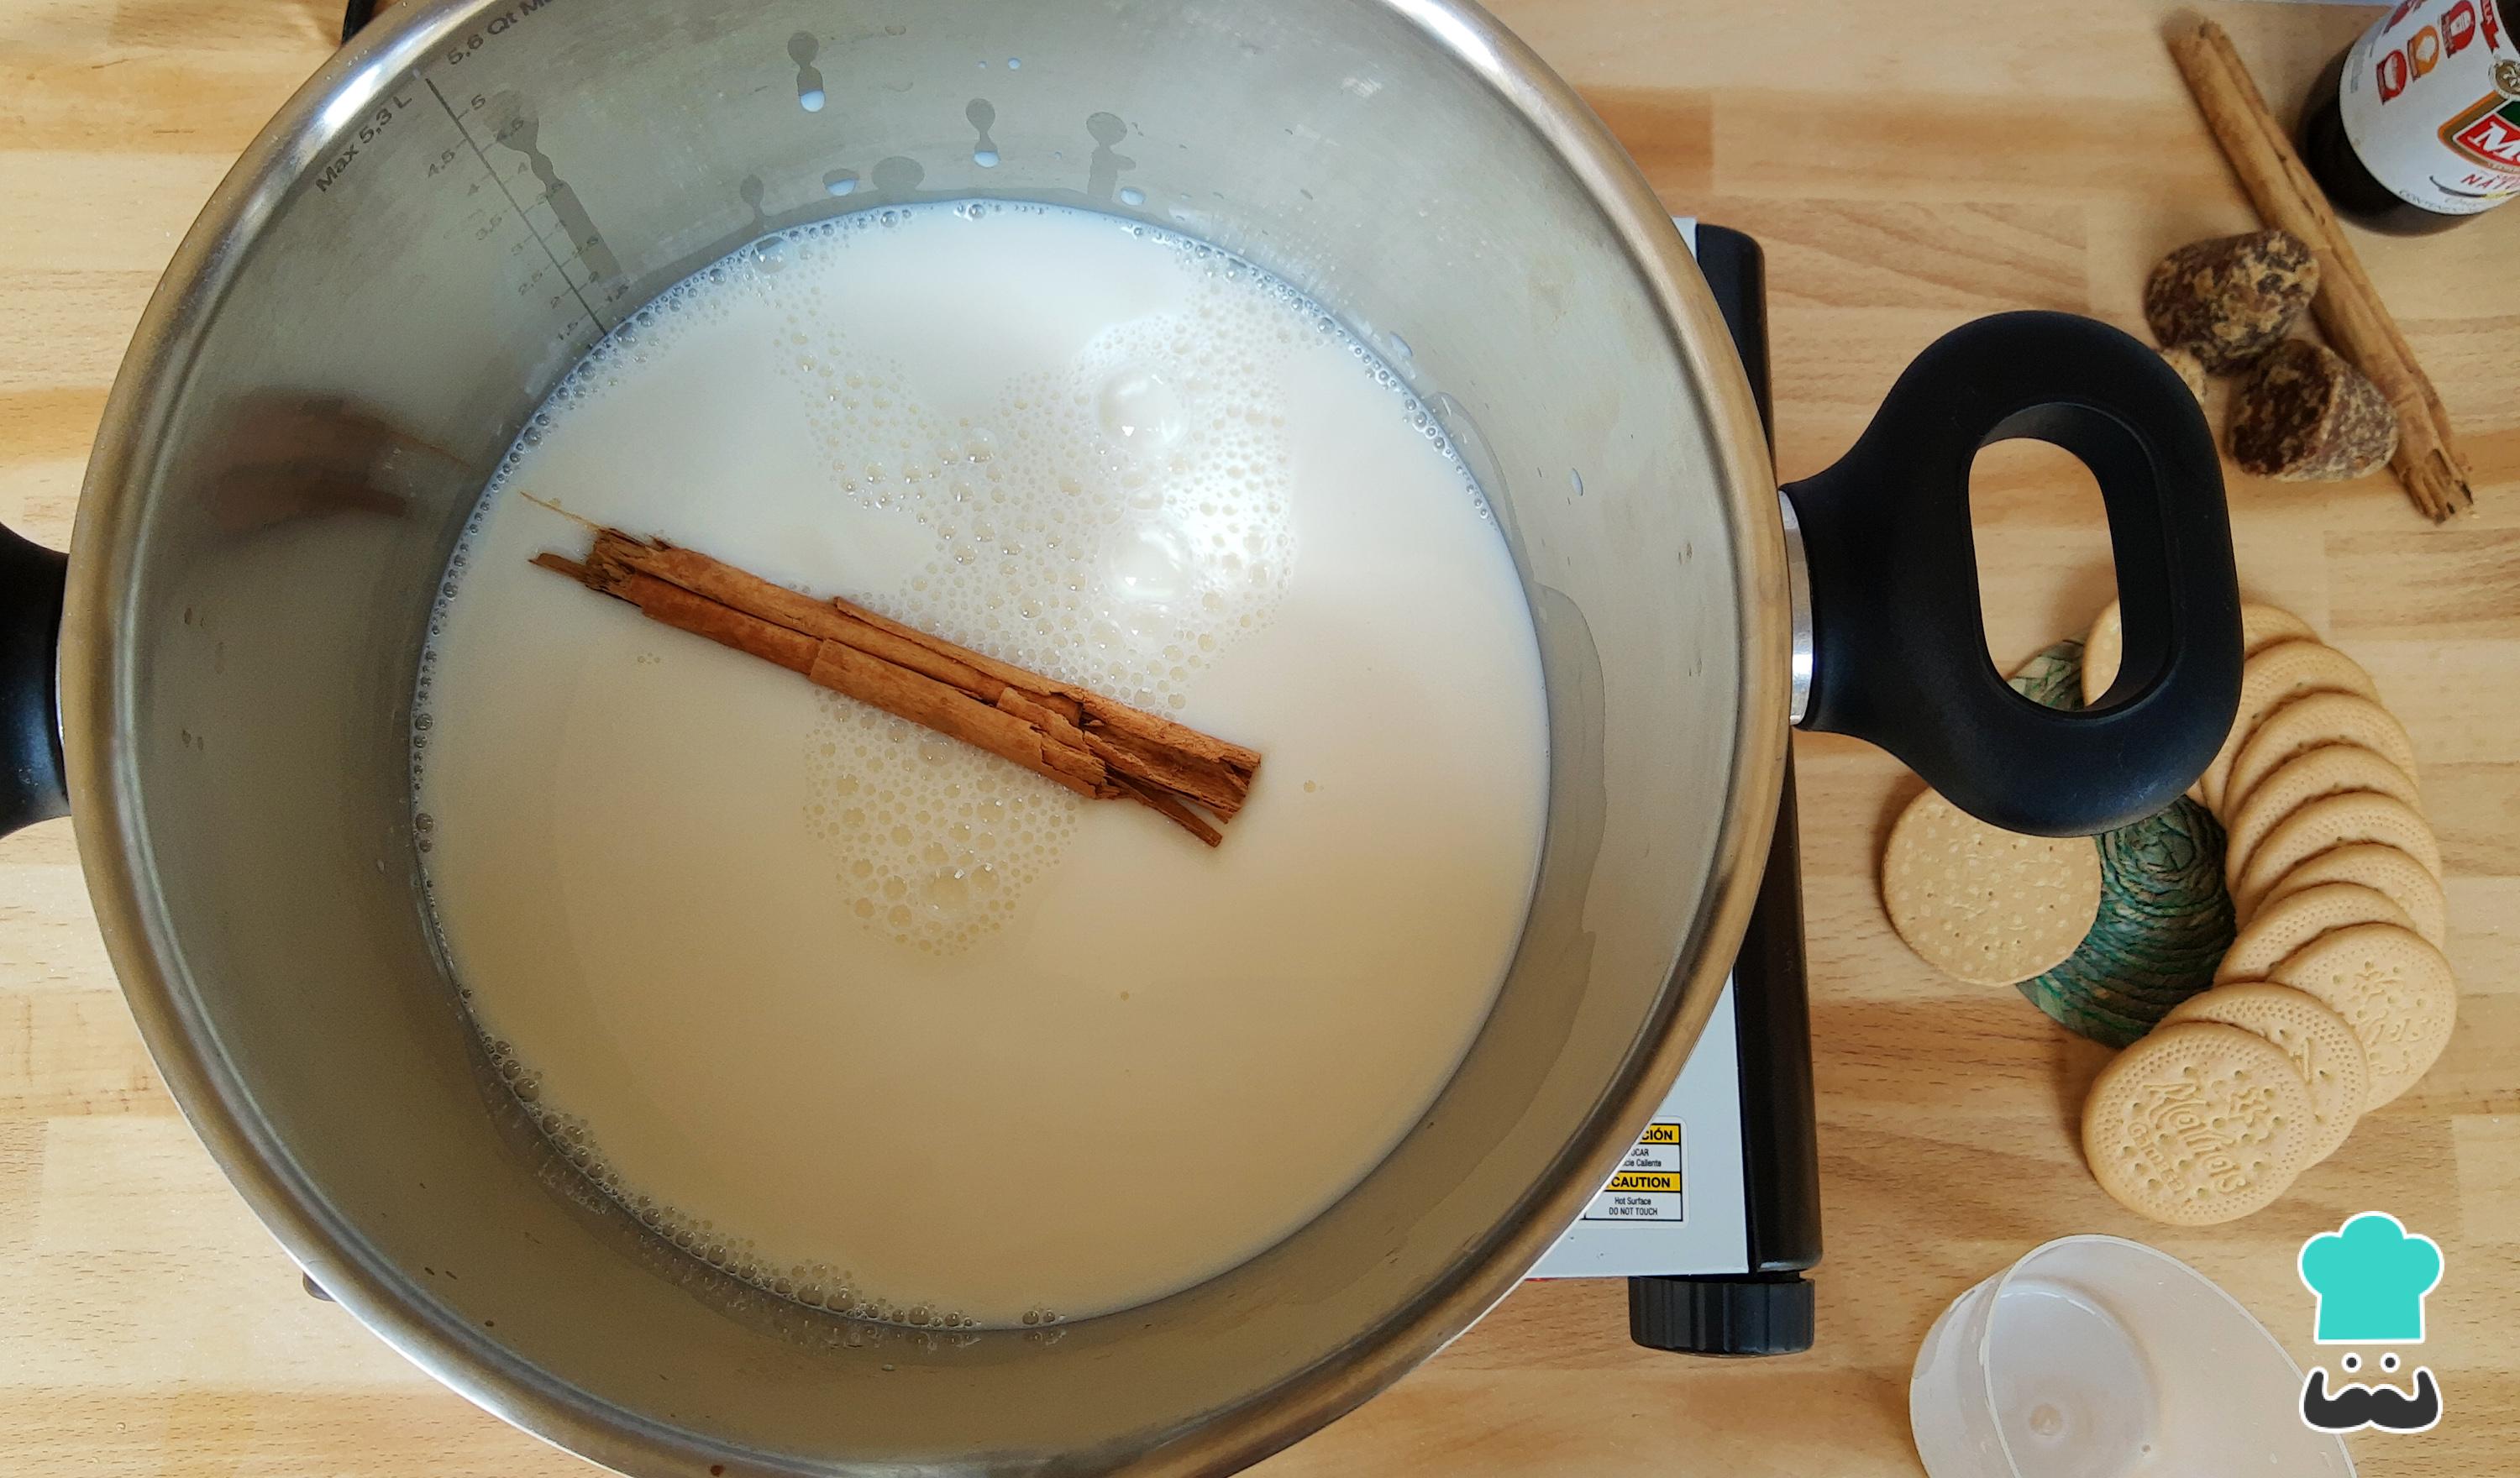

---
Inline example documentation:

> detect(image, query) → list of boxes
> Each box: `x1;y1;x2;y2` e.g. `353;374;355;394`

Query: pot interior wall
98;0;1756;1467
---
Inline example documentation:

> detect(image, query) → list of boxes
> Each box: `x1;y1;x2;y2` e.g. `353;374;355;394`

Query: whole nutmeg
2229;339;2397;481
2145;229;2319;374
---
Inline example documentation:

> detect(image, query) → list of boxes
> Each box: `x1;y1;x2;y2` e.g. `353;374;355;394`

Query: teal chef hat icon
2298;1212;2444;1344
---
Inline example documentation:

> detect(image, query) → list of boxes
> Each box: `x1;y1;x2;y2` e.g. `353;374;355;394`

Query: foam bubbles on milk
800;701;1075;953
719;203;1300;950
743;205;1294;710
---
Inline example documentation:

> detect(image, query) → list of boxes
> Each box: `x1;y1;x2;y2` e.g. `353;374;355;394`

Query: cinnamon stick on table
2168;18;2475;522
534;529;1262;846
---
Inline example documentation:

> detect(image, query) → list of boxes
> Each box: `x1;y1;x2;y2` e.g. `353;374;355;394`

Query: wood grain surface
3;2;2513;1473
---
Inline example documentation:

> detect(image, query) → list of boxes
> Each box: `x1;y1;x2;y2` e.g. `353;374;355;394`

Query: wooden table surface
3;1;2512;1472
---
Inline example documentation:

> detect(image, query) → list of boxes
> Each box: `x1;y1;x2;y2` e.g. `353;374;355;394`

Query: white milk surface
417;202;1549;1328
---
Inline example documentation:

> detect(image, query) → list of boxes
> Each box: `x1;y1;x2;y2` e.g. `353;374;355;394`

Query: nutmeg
2145;229;2319;374
2229;339;2397;481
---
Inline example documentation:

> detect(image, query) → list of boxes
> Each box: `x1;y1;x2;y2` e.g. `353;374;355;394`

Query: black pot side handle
0;522;70;838
1782;312;2243;838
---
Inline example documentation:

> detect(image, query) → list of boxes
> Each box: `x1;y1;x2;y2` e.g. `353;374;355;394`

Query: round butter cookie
2203;641;2381;813
1884;789;2101;986
2255;843;2446;948
2231;794;2441;920
2223;692;2418;821
2222;745;2423;888
2081;1021;2316;1225
2163;983;2370;1164
2217;880;2415;983
2267;922;2457;1108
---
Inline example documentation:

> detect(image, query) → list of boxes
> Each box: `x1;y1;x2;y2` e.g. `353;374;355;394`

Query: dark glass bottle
2297;0;2520;235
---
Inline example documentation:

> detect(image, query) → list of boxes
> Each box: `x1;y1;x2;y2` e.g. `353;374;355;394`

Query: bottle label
2339;0;2520;214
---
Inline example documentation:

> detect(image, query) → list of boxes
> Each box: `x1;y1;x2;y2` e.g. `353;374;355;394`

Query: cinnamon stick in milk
533;529;1261;845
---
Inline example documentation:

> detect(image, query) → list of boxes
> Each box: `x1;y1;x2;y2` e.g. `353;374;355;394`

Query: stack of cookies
2077;599;2454;1225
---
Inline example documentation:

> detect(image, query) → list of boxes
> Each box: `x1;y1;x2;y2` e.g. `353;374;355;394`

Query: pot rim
60;0;1790;1470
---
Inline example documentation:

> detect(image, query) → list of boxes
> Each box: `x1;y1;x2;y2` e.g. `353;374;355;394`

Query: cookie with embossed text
2082;1021;2317;1224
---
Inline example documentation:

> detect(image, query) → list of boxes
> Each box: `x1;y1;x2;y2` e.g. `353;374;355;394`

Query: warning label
1579;1122;1683;1221
1530;967;1740;1277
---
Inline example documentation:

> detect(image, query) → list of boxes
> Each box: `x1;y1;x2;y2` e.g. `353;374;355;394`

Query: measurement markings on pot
310;0;622;341
311;0;557;196
433;0;561;70
312;92;418;194
419;75;614;336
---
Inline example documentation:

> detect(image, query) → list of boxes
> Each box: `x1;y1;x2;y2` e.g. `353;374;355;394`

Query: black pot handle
0;522;70;838
1782;311;2242;837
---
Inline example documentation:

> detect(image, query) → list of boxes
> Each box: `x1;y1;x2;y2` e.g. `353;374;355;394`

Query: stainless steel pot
0;0;2242;1473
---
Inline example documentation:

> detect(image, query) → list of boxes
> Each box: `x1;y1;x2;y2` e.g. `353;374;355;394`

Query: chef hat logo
2298;1212;2444;1345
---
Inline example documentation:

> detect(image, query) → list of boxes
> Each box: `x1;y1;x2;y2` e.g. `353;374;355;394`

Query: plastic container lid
1909;1235;2354;1478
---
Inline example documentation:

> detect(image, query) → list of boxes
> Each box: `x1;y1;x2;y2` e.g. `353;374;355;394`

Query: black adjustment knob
1627;1274;1814;1356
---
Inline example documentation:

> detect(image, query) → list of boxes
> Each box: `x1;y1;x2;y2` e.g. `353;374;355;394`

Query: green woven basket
2009;639;2234;1048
